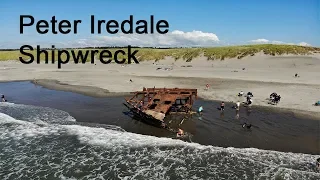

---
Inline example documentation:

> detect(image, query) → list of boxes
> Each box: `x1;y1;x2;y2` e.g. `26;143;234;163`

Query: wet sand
1;81;319;154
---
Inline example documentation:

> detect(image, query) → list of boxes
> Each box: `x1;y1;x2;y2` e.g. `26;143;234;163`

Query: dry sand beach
1;53;320;118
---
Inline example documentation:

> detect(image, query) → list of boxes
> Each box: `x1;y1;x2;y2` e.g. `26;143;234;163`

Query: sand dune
1;53;320;117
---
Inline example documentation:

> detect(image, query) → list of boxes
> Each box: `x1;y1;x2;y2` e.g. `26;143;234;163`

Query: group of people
178;90;257;137
237;91;254;105
221;100;252;129
269;92;281;104
220;101;240;111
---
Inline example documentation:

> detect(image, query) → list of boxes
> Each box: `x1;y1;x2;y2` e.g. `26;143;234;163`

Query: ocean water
0;102;319;180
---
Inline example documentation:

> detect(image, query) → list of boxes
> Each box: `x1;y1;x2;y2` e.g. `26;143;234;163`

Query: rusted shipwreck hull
123;87;197;127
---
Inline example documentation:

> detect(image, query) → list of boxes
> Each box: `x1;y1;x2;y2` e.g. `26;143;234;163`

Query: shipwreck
123;87;198;128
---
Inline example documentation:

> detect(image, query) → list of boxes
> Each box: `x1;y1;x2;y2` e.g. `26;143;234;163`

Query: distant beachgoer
198;106;203;113
247;92;253;97
236;101;240;110
270;92;277;99
246;97;253;105
220;102;225;111
130;79;133;82
205;84;210;90
1;95;7;102
177;128;184;137
238;91;244;97
316;158;320;168
247;96;251;103
270;94;281;104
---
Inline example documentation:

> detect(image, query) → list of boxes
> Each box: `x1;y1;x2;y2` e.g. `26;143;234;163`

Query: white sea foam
0;104;319;180
0;102;76;123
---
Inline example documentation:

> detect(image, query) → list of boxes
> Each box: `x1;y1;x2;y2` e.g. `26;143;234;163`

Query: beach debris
123;87;197;128
156;67;173;71
181;65;193;67
129;79;133;82
179;118;185;126
177;128;185;137
294;73;300;78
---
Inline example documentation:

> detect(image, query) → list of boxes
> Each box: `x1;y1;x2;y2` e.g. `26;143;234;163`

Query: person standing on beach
1;95;7;102
220;101;225;111
198;106;203;113
248;98;253;105
236;101;240;110
205;84;210;90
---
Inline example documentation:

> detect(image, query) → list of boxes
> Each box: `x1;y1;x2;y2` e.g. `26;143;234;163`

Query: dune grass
0;44;319;63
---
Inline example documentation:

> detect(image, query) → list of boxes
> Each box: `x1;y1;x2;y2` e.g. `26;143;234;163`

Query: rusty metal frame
125;87;197;116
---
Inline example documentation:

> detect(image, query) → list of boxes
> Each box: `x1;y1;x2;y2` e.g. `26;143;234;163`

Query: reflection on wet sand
235;110;239;120
220;111;225;118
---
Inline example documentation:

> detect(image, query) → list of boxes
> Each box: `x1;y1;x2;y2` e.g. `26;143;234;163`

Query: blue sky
0;0;319;48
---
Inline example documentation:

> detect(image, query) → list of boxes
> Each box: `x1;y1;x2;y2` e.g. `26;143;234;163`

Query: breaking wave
0;103;319;180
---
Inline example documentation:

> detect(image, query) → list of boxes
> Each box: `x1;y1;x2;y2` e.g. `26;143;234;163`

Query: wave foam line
0;111;319;180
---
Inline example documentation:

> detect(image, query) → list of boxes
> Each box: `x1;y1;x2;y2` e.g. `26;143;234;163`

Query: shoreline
1;53;320;119
0;80;319;155
2;78;319;120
